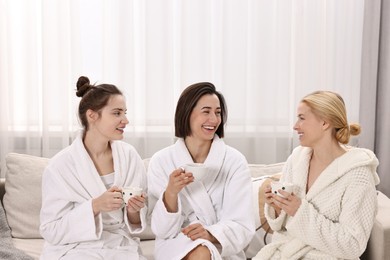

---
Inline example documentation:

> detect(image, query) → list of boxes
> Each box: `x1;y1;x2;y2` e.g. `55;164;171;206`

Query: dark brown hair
76;76;122;131
174;82;227;138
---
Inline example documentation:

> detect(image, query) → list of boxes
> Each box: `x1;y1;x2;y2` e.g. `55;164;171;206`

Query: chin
112;134;124;140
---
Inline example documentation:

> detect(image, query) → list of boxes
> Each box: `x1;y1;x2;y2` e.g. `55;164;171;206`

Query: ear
86;109;98;123
322;120;330;130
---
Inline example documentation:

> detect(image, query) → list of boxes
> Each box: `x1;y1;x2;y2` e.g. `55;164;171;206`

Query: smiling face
188;94;222;142
293;102;326;147
89;94;129;141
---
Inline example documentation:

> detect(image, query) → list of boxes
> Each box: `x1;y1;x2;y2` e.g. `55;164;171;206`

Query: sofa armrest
361;191;390;260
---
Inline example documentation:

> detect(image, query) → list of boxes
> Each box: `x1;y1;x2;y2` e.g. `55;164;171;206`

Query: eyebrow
111;108;126;112
201;106;221;110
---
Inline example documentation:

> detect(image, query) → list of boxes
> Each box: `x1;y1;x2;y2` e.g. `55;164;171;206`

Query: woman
40;76;148;260
256;91;380;260
148;82;255;260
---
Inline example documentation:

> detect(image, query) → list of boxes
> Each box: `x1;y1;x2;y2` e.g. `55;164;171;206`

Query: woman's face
188;94;222;142
91;94;129;141
293;102;325;147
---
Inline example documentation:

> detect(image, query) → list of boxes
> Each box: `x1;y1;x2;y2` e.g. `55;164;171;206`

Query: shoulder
225;144;248;163
339;147;379;171
286;146;311;163
150;144;175;162
48;146;73;168
340;147;379;183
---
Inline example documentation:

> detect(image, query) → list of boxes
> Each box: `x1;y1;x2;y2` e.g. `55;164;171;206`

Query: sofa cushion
3;153;48;239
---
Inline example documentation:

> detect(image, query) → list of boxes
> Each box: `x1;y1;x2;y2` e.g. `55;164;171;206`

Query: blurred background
0;0;388;196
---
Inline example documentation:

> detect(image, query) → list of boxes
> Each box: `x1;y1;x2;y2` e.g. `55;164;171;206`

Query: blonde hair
301;91;360;144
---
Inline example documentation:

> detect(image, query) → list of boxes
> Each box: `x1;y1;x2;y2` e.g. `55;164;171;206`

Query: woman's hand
163;168;194;213
126;193;146;213
271;189;301;217
126;193;146;224
264;185;282;216
182;223;219;244
166;168;194;196
92;186;123;216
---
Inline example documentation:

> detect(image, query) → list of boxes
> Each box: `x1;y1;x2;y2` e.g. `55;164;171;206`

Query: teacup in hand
122;186;143;205
183;163;208;182
271;182;294;198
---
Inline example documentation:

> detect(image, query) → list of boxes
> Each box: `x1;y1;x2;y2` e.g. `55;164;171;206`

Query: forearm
163;190;179;213
127;211;141;224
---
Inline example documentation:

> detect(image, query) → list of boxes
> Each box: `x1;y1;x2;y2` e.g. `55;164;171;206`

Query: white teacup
271;182;294;198
122;186;143;205
183;163;208;182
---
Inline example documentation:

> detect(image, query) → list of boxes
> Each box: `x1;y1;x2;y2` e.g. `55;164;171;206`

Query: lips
203;125;216;130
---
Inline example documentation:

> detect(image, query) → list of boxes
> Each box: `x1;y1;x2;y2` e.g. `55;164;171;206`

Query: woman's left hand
271;190;301;217
182;223;219;243
126;193;146;214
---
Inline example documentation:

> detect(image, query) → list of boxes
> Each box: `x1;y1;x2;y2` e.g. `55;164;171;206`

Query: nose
293;121;298;131
122;115;129;125
211;111;222;122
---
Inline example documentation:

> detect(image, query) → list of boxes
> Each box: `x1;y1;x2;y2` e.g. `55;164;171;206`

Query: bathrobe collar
291;146;380;200
173;135;227;190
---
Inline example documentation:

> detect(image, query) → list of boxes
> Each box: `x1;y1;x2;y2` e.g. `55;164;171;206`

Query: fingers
182;223;209;241
271;192;300;217
108;186;121;192
167;168;194;194
126;195;146;212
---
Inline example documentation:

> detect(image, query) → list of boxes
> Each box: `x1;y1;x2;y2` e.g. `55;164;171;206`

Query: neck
311;138;346;165
184;136;212;163
83;131;111;158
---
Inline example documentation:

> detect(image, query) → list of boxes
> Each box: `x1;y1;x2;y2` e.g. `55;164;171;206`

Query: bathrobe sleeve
148;154;186;238
40;162;103;245
264;159;290;231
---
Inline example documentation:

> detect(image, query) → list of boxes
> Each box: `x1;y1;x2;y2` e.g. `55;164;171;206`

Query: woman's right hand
264;185;282;216
163;168;194;212
166;168;194;196
92;186;123;216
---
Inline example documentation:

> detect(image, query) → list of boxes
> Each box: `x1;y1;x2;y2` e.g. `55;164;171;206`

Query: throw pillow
3;153;49;239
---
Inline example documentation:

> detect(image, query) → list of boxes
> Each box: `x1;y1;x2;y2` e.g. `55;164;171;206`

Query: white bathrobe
255;146;380;260
39;135;148;260
148;136;255;260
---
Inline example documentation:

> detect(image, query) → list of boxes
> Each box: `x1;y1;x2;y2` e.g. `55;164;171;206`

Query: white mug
183;163;208;182
271;182;294;198
122;186;143;205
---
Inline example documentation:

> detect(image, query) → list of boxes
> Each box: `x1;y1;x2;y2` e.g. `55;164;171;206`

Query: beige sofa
1;152;390;260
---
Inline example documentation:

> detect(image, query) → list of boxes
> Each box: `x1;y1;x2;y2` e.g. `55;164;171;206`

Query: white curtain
0;0;367;177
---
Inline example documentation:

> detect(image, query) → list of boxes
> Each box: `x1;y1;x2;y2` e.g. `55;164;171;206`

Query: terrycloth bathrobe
255;146;380;260
148;136;255;260
39;135;148;260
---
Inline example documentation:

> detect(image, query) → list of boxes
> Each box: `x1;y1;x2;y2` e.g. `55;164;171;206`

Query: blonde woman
256;91;380;260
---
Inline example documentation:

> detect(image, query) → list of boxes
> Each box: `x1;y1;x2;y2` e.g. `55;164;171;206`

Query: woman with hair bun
256;90;380;260
40;76;148;259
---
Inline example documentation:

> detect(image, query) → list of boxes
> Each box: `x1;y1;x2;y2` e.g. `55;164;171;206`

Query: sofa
1;152;390;260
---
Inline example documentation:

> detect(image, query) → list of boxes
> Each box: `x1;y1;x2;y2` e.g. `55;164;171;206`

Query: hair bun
76;76;91;97
349;123;361;136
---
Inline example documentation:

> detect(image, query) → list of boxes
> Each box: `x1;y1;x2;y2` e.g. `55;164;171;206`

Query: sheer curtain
0;0;367;177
